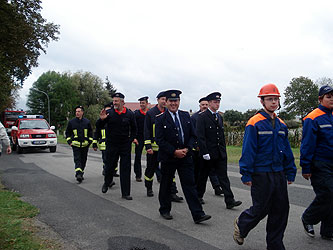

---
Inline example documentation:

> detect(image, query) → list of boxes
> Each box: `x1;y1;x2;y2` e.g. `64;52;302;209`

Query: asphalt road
0;144;332;250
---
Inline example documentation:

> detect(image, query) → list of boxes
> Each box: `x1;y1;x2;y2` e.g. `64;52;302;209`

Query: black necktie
173;113;183;144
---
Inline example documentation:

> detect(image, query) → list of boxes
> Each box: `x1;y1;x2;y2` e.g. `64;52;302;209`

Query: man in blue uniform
196;92;242;208
143;91;182;201
300;85;333;241
133;96;149;182
65;105;93;183
234;84;296;250
99;93;137;200
155;89;211;223
191;97;223;198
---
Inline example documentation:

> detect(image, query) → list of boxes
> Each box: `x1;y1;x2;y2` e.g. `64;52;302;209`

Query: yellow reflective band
144;140;151;145
72;141;81;147
93;140;98;144
73;129;78;138
84;129;88;138
115;167;118;171
144;175;154;181
75;168;84;172
153;124;156;138
98;142;106;150
101;129;106;139
89;137;93;141
66;137;71;141
152;143;159;151
173;178;176;182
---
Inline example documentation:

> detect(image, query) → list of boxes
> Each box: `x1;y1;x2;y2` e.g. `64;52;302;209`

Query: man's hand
203;154;210;160
100;109;108;120
93;147;97;151
288;181;293;185
243;181;252;186
302;173;312;180
133;139;139;145
146;149;153;155
174;149;187;158
6;146;12;154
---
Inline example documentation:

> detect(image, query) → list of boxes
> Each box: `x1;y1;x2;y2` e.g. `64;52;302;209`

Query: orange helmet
257;83;281;97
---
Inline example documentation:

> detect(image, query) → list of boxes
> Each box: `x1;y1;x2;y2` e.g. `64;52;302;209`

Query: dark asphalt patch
108;236;170;250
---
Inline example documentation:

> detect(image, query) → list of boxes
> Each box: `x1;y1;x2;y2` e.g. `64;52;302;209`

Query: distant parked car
11;115;57;153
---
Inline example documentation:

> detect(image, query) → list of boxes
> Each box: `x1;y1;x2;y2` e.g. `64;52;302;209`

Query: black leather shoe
147;189;154;197
109;181;115;188
161;212;173;220
171;194;183;202
226;200;242;209
122;195;133;200
102;184;108;193
199;198;205;204
301;216;315;238
214;186;223;196
114;173;120;177
76;173;83;183
136;177;142;182
194;214;212;224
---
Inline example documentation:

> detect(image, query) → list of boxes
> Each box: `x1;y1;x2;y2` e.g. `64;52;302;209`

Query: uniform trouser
193;150;221;189
197;157;234;204
158;157;205;220
302;160;333;237
72;146;89;176
104;141;131;196
102;150;119;173
133;137;144;178
238;172;289;250
144;151;178;194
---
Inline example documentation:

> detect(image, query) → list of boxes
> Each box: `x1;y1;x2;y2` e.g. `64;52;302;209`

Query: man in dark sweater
99;92;137;200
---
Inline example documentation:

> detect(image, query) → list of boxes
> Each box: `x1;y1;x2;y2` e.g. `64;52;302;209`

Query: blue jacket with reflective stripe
300;104;333;174
239;111;296;183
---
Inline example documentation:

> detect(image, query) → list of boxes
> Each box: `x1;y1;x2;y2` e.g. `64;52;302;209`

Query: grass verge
0;181;61;249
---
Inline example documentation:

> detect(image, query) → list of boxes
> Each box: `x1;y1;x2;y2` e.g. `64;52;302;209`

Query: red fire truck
0;109;26;136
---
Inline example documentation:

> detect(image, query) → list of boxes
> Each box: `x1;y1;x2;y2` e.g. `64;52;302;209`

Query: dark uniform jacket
196;109;227;160
190;111;201;150
144;105;164;151
99;107;137;144
134;109;147;139
65;117;93;147
155;110;196;162
93;118;107;150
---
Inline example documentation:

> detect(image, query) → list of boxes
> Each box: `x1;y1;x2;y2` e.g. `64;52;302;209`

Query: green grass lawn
0;181;60;249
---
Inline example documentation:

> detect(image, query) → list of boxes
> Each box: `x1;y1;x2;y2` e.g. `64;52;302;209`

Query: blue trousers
238;172;289;250
302;160;333;237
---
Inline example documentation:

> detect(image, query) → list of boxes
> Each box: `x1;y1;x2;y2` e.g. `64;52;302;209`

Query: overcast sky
17;0;333;112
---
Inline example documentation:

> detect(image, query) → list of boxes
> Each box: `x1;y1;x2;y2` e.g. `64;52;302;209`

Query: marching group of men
64;84;333;250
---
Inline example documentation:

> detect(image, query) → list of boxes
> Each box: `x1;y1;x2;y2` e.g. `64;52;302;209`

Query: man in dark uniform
144;91;182;201
99;93;137;200
66;105;93;183
191;97;223;198
196;92;242;209
93;103;117;188
133;96;149;182
156;89;211;223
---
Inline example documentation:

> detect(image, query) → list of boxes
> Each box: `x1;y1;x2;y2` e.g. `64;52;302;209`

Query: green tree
105;76;117;97
26;71;79;129
284;76;318;118
0;0;60;111
243;109;259;122
26;71;112;130
223;109;244;126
